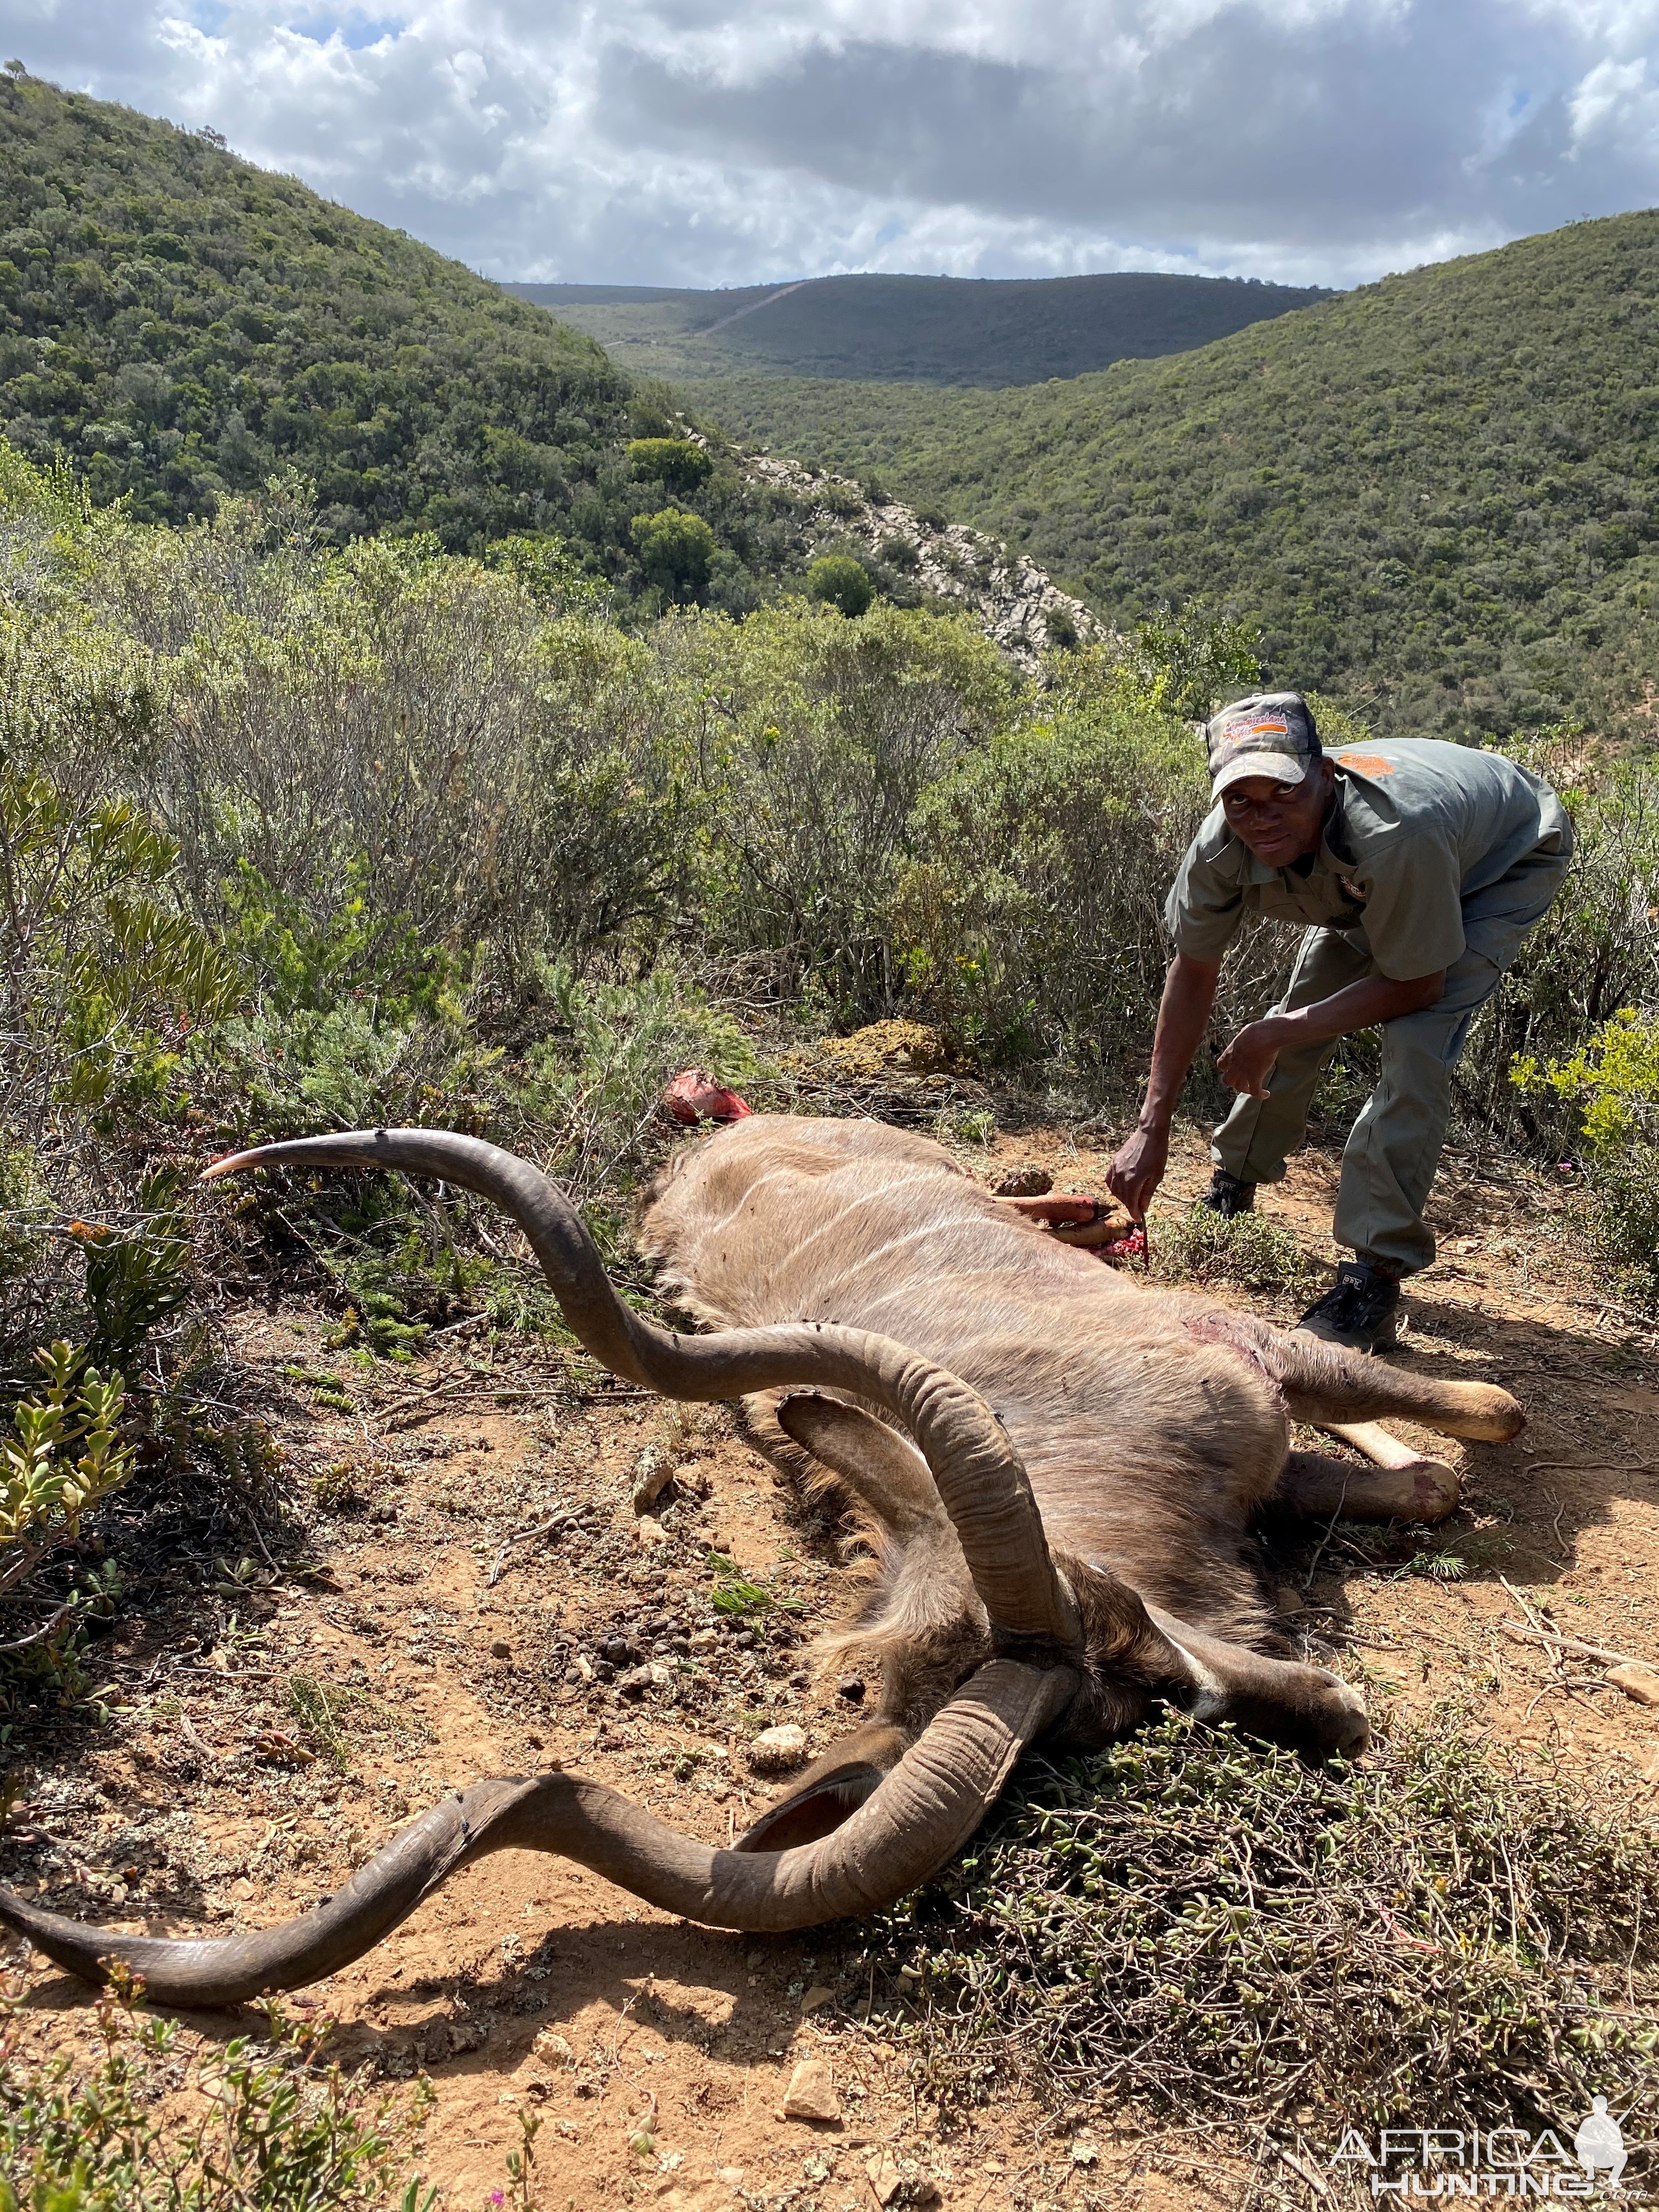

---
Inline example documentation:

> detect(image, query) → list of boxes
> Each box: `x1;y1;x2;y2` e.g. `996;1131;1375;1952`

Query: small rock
836;1675;866;1704
781;2057;840;2122
632;1447;672;1514
1609;1662;1659;1706
636;1515;670;1549
994;1165;1053;1198
866;2151;905;2205
489;1639;511;1660
799;1982;835;2015
747;1724;809;1775
865;2151;940;2206
533;2028;573;2063
421;2017;450;2064
618;1663;674;1699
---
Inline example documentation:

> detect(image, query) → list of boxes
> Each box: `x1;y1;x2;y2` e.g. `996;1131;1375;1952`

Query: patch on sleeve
1336;751;1397;776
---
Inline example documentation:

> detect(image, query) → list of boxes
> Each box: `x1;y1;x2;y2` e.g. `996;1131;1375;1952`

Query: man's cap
1205;692;1321;797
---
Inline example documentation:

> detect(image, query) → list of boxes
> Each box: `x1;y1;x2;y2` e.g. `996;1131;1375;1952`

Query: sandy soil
4;1119;1657;2212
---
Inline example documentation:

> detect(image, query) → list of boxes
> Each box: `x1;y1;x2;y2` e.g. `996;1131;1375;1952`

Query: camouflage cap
1205;692;1321;797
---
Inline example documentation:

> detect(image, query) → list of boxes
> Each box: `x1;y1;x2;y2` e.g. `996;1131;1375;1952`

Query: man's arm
1216;968;1446;1098
1107;953;1221;1218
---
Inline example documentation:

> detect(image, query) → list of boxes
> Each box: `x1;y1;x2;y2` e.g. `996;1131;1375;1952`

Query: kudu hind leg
1277;1445;1460;1525
1272;1328;1523;1442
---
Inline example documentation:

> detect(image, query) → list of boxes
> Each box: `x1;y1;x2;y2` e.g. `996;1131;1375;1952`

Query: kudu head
0;1128;1183;2010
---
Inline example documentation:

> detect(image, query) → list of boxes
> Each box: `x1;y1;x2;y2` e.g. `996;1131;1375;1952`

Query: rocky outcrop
742;451;1102;672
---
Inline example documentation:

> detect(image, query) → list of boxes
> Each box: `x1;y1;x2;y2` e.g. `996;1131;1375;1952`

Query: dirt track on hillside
5;1122;1658;2211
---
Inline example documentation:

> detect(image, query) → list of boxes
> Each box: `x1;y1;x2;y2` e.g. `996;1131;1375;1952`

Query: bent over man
1107;693;1572;1353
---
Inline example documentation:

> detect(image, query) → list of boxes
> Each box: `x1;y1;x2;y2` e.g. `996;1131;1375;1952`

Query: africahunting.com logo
1329;2103;1635;2197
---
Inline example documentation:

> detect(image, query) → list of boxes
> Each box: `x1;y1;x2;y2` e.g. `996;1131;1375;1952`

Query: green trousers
1210;848;1571;1276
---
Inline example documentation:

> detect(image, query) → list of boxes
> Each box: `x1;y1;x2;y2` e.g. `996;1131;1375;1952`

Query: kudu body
0;1120;1521;2009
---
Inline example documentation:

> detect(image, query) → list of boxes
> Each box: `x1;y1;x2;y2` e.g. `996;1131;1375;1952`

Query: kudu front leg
1144;1606;1368;1760
1268;1324;1524;1443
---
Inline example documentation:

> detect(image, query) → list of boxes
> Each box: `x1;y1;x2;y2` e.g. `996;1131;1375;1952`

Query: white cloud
1569;50;1659;142
10;0;1659;285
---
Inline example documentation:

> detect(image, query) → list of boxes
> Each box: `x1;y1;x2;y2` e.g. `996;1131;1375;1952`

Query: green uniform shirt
1164;739;1573;980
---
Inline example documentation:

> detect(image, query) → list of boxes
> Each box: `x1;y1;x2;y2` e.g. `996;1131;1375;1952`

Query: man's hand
1108;1124;1169;1221
1216;1018;1288;1100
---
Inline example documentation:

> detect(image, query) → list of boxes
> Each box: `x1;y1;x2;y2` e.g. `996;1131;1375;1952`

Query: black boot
1194;1169;1257;1220
1295;1260;1402;1353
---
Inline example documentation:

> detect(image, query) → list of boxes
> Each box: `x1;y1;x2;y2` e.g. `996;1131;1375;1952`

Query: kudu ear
776;1393;945;1537
733;1720;912;1853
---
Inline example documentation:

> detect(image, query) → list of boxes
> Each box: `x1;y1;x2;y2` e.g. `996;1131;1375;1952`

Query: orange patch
1336;751;1397;776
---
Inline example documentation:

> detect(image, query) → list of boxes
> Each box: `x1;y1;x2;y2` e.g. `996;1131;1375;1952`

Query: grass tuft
707;1551;803;1618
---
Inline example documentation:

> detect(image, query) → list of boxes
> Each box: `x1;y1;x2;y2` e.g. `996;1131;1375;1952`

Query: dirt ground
4;1117;1658;2212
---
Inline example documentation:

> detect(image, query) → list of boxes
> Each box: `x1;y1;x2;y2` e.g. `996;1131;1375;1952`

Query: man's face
1219;758;1335;867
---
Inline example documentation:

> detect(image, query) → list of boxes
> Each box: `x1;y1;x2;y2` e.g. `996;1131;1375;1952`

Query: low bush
0;1971;435;2211
1150;1204;1322;1299
894;689;1205;1067
1515;1005;1659;1305
0;1344;134;1703
870;1713;1659;2138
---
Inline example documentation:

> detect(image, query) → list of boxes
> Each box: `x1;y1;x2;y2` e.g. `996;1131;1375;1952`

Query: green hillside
0;71;803;603
696;215;1659;742
506;270;1328;387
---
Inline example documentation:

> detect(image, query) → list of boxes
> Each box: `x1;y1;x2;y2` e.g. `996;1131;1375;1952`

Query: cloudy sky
11;1;1659;289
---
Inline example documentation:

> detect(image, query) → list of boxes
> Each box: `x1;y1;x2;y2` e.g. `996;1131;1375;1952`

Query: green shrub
0;1971;435;2211
82;1171;193;1368
504;961;759;1209
627;438;714;496
660;597;1013;1018
1150;1203;1321;1298
805;552;874;617
1514;1005;1659;1305
630;506;717;598
895;689;1206;1066
876;1713;1659;2132
481;530;606;614
1461;736;1659;1145
0;1342;136;1706
1121;605;1261;720
0;757;243;1130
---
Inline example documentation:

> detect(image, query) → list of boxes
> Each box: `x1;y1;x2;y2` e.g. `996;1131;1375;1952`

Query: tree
805;553;874;619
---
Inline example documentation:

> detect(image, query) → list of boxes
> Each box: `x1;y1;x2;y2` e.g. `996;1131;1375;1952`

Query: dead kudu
0;1121;1522;2007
